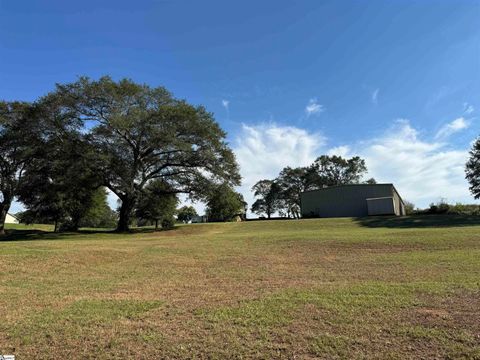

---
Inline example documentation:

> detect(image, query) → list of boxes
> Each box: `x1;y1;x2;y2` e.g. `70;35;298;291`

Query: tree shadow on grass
0;226;178;242
355;214;480;228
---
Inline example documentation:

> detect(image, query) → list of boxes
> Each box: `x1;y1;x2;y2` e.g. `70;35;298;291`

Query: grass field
1;216;479;359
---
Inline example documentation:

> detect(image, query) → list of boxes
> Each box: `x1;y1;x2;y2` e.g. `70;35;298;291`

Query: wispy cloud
222;99;230;120
371;88;379;105
234;123;325;214
361;120;470;207
305;98;324;117
463;102;474;115
435;117;469;140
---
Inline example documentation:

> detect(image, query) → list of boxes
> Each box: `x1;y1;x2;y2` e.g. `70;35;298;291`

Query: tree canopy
466;137;480;199
41;76;241;231
0;101;43;235
250;179;281;219
206;184;246;222
176;205;198;223
136;180;178;230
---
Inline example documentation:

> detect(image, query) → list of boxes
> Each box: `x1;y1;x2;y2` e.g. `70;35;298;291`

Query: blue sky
1;0;479;213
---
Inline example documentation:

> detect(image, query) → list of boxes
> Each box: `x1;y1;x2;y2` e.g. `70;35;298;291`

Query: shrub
161;216;175;230
404;201;415;215
425;199;480;215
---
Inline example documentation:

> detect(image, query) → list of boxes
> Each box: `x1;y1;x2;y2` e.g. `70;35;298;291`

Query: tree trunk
54;219;59;233
155;219;159;231
0;202;10;236
116;196;135;232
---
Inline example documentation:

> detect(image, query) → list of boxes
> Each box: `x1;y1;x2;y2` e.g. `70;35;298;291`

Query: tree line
0;77;242;235
250;155;376;219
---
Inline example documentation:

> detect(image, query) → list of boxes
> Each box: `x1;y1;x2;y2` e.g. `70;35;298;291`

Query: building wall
301;184;397;218
392;188;406;215
5;213;19;224
366;197;396;216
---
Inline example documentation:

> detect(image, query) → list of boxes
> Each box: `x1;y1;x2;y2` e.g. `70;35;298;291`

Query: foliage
466;137;480;199
79;188;118;228
45;76;240;231
0;101;43;235
176;205;198;223
276;167;311;218
250;180;281;218
17;130;102;232
206;183;246;222
425;199;480;216
161;216;176;230
309;155;368;187
427;199;450;214
404;200;415;215
136;180;179;230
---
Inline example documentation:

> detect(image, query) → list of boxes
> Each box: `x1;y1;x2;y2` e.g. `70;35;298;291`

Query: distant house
191;215;208;223
300;183;406;218
5;213;19;224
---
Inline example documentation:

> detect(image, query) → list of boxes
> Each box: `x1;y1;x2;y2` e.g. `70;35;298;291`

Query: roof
301;183;394;194
7;212;19;220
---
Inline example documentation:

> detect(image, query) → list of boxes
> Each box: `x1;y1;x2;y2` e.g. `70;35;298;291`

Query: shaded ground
355;214;480;228
0;217;479;359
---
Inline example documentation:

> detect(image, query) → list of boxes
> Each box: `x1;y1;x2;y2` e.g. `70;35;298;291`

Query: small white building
5;213;19;224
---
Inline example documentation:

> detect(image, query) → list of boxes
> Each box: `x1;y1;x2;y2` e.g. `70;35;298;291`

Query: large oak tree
47;77;240;231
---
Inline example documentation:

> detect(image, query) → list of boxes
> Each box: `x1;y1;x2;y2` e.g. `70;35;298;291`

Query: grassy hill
1;216;479;359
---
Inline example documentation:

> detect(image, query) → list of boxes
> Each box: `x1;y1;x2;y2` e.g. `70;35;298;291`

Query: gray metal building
300;184;405;218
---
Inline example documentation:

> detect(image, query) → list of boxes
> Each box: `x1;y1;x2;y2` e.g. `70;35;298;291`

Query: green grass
1;215;479;359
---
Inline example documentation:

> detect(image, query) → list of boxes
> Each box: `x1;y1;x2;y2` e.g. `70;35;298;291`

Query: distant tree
136;180;179;230
176;206;198;223
47;76;240;232
309;155;368;188
276;167;311;218
79;188;118;228
0;102;42;235
251;180;281;219
404;200;415;215
466;138;480;199
364;177;377;184
206;184;246;222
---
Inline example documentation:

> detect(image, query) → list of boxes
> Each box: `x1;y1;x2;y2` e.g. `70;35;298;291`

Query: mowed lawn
1;216;479;359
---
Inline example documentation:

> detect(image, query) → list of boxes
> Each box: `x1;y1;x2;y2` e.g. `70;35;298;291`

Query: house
191;215;208;223
5;212;19;224
300;183;406;218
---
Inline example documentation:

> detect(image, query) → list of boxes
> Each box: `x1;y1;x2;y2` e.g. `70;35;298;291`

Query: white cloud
222;99;229;110
435;117;469;140
359;120;472;207
371;88;379;105
305;98;324;117
327;145;351;157
234;123;325;215
463;102;474;115
233;119;475;213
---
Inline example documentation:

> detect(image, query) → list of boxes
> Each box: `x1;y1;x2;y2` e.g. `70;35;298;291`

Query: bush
161;216;175;230
404;201;415;215
425;199;480;215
